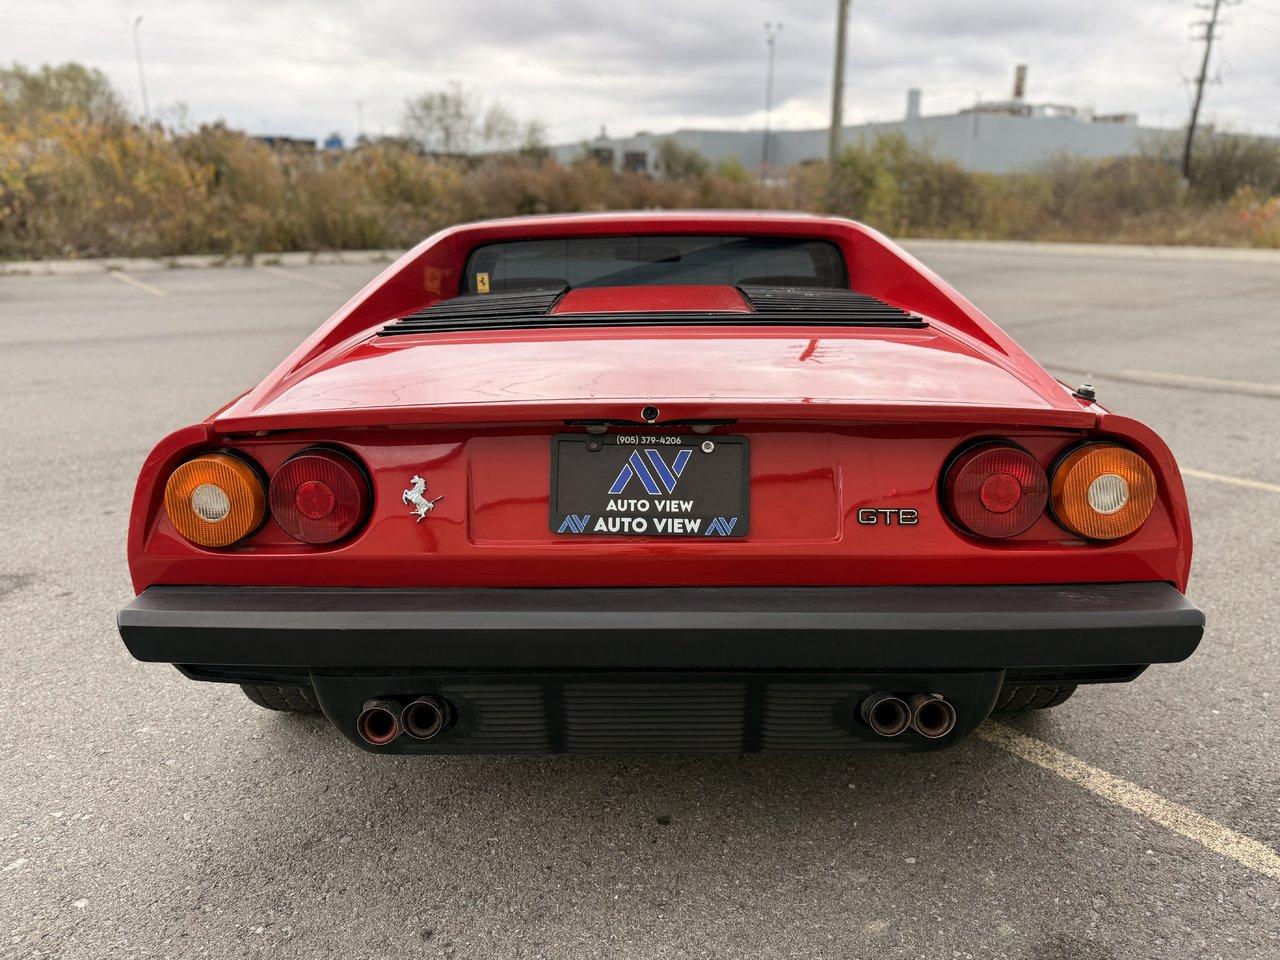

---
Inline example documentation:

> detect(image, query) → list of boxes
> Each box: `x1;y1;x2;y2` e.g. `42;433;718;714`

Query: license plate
550;433;749;537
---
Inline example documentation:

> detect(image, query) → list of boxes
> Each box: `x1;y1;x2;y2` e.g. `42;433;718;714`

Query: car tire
991;683;1077;715
240;682;322;713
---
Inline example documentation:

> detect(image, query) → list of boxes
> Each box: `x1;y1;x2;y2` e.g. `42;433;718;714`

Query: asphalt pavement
1;246;1277;959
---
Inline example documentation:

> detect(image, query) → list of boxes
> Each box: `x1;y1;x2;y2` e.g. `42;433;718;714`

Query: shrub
1189;133;1280;203
0;62;125;128
2;63;1279;258
656;139;710;181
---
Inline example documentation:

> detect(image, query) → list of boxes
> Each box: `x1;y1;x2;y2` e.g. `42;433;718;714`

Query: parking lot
2;243;1277;958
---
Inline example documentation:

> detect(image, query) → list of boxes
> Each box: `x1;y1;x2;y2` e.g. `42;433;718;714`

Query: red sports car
118;212;1203;753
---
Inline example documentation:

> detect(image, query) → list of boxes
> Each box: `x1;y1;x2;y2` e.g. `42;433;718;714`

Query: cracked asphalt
1;245;1277;959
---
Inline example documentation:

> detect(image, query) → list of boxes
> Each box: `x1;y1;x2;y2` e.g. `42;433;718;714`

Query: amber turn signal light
1051;443;1156;540
163;453;266;547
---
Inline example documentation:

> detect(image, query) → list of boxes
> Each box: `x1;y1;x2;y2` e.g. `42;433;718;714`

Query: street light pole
132;15;151;123
827;0;850;165
761;22;783;174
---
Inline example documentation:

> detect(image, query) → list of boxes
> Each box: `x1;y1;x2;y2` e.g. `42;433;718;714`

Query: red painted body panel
126;212;1193;596
216;326;1086;433
214;212;1075;431
551;284;752;314
128;420;1188;593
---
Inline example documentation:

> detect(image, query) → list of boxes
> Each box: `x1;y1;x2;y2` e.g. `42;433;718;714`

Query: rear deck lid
214;284;1092;432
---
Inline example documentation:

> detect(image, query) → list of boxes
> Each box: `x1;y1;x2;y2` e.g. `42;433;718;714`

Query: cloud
5;0;1278;143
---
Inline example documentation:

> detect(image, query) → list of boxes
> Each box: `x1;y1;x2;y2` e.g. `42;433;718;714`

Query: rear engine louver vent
379;282;926;336
740;285;925;326
380;285;566;336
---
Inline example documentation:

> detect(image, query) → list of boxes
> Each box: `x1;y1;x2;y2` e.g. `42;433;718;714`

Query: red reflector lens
295;479;337;520
979;472;1022;514
269;449;369;544
945;444;1048;538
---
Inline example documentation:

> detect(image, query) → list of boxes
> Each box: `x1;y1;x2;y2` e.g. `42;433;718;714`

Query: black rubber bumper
118;582;1203;671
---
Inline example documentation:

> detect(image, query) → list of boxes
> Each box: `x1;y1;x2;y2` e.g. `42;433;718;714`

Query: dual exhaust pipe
357;696;453;746
361;691;954;744
860;692;956;739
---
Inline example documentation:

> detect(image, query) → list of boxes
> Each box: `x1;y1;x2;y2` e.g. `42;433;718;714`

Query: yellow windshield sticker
422;266;443;295
476;272;490;294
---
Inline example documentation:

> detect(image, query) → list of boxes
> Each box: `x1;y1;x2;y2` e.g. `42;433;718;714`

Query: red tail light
944;443;1048;539
269;448;370;544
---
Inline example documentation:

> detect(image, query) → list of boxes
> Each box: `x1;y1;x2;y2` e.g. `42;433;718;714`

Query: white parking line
107;270;167;298
1120;368;1280;398
1049;364;1280;399
1182;468;1280;494
254;264;343;290
976;722;1280;882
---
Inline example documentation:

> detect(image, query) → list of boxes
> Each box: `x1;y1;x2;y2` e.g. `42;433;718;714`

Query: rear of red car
118;214;1202;753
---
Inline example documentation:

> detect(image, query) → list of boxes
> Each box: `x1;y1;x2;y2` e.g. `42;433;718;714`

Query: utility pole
761;22;783;174
131;15;150;123
1181;0;1227;182
827;0;850;165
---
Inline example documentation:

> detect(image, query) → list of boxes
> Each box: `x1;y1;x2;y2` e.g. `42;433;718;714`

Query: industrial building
552;66;1173;176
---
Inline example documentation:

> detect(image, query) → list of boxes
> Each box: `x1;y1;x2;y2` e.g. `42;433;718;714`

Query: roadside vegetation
2;63;1278;260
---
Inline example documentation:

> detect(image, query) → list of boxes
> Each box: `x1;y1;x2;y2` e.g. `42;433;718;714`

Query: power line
1234;17;1280;37
3;13;842;94
1242;2;1280;21
6;13;333;56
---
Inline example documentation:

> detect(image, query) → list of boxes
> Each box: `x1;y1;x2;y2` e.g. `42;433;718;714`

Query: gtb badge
857;508;919;526
402;475;444;522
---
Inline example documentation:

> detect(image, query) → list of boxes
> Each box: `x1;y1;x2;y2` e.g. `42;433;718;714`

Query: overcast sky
5;0;1280;144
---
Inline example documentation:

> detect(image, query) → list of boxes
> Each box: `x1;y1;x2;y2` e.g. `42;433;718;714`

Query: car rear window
463;235;847;294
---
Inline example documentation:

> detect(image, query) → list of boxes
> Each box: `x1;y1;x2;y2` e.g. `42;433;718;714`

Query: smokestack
1013;64;1027;101
905;88;921;120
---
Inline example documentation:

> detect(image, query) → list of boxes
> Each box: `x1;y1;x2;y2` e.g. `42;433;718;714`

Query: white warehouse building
552;67;1173;176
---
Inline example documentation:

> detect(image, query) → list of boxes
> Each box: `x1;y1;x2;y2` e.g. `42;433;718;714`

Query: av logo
704;517;739;536
557;514;591;534
609;448;693;496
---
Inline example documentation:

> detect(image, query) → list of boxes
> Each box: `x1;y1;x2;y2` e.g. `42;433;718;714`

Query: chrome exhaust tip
356;698;402;746
860;692;912;737
401;696;450;741
909;694;957;739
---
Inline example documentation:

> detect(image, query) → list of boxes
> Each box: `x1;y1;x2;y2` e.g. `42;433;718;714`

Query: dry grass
2;108;1277;260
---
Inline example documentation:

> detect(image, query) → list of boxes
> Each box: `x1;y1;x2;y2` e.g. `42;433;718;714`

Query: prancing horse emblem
402;475;444;522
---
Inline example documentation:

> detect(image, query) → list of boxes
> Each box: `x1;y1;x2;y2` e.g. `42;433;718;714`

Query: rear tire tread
240;682;321;713
992;683;1077;715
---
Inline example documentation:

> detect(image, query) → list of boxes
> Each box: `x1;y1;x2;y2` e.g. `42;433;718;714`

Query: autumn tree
0;62;127;127
402;82;542;155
